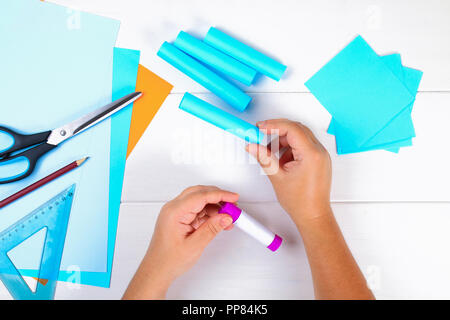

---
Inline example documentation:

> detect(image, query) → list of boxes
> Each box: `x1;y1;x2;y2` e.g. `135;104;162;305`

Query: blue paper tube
174;31;257;86
179;93;265;144
204;27;287;81
158;42;251;111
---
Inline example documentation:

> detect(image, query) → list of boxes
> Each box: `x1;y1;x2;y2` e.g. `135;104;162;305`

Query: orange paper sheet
127;64;173;158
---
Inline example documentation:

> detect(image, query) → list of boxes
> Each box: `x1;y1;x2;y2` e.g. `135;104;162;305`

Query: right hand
246;119;332;226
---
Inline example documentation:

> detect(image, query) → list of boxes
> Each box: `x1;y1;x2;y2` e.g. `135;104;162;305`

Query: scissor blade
47;92;142;145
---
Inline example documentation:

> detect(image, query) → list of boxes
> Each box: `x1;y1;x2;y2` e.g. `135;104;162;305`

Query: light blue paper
305;35;414;147
174;31;257;86
329;54;411;153
335;136;412;155
158;42;252;112
38;47;141;287
328;54;423;154
0;0;120;272
204;27;287;81
361;65;422;148
179;93;265;144
90;47;140;287
328;54;405;135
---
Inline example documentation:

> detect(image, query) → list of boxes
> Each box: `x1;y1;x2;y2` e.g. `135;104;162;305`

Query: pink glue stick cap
267;234;283;252
219;202;283;252
218;202;242;223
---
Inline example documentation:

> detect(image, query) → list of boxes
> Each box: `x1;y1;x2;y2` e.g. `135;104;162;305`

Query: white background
2;0;450;299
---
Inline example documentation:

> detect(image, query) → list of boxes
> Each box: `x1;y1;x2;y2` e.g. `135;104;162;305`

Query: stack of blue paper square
305;35;423;155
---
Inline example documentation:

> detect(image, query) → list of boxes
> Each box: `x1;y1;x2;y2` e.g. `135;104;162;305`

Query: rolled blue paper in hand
204;27;287;81
179;93;265;144
174;31;257;86
158;42;251;111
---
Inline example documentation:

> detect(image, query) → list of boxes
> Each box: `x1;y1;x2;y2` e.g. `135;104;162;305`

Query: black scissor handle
0;143;57;184
0;126;52;159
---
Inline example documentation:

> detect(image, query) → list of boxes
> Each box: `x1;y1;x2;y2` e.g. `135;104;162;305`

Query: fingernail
220;216;233;227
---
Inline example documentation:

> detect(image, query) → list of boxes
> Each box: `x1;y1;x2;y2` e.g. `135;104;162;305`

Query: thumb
188;214;233;248
246;143;282;180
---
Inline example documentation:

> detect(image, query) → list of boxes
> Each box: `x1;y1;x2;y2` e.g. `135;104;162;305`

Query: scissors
0;92;142;184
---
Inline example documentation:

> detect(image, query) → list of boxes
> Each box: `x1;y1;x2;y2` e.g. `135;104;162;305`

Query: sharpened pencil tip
77;157;89;166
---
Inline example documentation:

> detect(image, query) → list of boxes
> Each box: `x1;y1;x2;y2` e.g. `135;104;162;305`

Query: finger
191;204;220;229
257;119;314;159
175;188;239;224
188;214;234;248
203;206;235;231
224;224;234;231
278;136;289;148
191;215;208;229
192;215;234;231
246;143;283;181
205;205;234;230
267;136;288;153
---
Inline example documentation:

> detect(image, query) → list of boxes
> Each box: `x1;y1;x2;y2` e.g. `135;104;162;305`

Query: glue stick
219;202;282;252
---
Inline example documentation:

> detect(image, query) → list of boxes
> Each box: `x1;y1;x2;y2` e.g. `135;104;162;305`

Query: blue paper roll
174;31;257;86
158;42;251;111
179;93;265;144
204;27;287;81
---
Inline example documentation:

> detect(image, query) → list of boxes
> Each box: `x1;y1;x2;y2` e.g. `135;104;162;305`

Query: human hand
246;119;332;226
123;186;238;299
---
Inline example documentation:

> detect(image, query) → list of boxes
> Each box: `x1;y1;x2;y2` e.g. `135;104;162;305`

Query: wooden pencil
0;157;88;209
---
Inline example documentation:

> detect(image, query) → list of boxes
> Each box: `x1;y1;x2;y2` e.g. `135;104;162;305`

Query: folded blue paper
0;0;120;273
305;36;415;148
328;54;422;154
158;42;251;111
204;27;287;81
174;31;257;86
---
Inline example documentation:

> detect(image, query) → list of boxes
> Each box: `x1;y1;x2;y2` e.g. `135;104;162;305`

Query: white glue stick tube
219;202;282;252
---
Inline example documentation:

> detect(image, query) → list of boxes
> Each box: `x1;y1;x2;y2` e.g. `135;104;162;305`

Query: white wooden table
7;0;450;299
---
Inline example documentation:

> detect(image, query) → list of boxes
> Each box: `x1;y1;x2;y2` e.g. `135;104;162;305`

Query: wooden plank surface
52;0;450;91
123;92;450;202
4;202;442;300
12;0;447;300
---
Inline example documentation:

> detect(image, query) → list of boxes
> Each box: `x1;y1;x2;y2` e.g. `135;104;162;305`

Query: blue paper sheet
47;48;140;287
0;0;120;272
305;36;415;147
88;47;140;287
327;54;423;154
329;55;414;152
329;54;405;136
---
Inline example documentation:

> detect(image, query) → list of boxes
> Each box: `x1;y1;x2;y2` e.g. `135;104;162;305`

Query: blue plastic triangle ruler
0;185;75;300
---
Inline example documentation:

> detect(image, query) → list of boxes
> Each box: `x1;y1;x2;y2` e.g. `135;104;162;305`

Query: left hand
123;185;238;299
